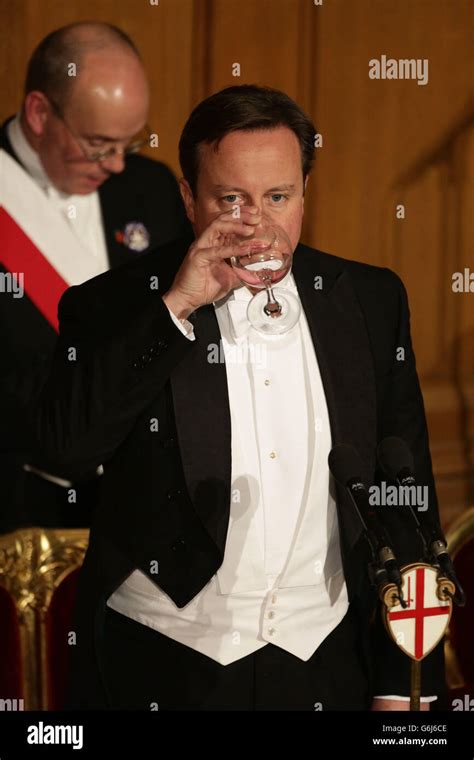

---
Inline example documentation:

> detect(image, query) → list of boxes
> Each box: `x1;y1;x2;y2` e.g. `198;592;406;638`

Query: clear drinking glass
229;220;301;335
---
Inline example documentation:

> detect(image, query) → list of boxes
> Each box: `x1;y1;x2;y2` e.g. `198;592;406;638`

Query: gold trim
0;527;89;710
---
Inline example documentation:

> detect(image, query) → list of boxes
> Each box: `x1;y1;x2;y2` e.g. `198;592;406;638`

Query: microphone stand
329;443;458;710
396;480;466;608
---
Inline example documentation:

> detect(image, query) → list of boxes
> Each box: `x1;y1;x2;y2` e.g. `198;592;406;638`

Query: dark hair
24;22;141;109
179;85;316;195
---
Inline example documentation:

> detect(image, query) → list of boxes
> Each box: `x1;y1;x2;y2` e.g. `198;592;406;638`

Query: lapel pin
115;221;150;252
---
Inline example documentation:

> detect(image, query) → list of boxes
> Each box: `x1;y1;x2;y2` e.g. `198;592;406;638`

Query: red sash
0;207;68;332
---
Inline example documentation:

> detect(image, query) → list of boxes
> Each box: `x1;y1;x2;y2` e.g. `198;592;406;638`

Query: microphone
377;436;466;606
328;444;405;604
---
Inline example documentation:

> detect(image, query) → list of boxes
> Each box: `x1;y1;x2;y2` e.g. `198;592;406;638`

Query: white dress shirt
107;272;351;665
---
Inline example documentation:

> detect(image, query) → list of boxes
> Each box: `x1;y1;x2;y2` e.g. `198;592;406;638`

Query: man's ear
22;91;49;137
179;179;196;224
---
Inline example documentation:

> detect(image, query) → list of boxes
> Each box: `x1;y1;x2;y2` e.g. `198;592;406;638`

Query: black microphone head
328;444;364;486
377;436;414;480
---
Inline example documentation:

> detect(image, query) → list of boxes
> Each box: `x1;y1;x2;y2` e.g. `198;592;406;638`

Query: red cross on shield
384;563;452;661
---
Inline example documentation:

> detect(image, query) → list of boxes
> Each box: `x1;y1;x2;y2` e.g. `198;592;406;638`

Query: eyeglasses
48;97;152;163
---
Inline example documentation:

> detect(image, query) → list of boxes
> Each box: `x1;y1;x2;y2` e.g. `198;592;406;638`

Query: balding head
21;22;150;195
24;22;145;109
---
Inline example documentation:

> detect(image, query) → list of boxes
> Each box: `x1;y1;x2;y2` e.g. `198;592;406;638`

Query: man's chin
61;176;108;195
81;175;108;192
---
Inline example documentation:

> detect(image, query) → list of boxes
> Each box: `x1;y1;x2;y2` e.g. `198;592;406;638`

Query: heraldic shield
383;563;453;661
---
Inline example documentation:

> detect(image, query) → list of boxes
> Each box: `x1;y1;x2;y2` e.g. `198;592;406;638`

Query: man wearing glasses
0;21;190;532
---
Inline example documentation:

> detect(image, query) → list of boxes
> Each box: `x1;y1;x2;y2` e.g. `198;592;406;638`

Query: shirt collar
6;113;76;202
7;114;53;191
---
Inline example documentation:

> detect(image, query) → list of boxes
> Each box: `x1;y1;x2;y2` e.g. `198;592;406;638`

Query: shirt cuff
374;695;438;703
165;304;195;341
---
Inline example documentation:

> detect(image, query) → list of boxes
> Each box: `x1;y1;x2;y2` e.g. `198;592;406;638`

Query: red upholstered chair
0;584;23;708
45;564;84;710
445;507;474;705
0;528;89;710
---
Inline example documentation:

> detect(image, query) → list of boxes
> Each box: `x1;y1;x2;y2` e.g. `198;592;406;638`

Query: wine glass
229;220;301;335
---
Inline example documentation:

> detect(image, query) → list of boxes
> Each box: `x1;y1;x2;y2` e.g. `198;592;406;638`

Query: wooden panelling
0;0;472;523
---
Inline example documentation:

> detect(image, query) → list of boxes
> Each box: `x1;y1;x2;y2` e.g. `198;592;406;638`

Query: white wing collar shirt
108;271;350;665
7;115;109;273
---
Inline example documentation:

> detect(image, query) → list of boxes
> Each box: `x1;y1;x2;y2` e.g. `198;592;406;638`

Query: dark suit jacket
33;235;446;708
0;117;192;531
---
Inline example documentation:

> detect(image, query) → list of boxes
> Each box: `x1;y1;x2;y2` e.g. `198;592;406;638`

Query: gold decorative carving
0;528;89;710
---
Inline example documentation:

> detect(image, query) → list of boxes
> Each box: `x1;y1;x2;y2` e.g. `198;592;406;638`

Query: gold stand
410;659;421;711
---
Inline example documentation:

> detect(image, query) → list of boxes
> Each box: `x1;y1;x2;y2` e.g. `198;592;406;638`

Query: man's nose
100;152;126;174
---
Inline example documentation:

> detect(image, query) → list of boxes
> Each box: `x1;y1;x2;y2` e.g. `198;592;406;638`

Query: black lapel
292;244;377;552
98;182;139;270
170;305;231;558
